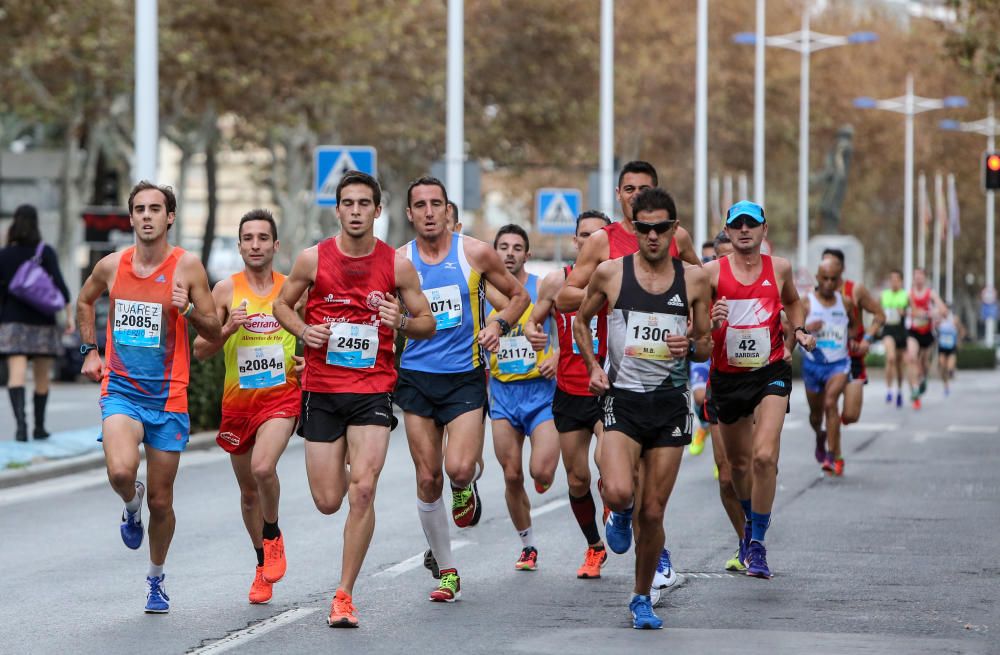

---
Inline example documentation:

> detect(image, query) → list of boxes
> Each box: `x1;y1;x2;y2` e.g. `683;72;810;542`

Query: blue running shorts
99;394;191;452
489;377;556;436
801;357;851;394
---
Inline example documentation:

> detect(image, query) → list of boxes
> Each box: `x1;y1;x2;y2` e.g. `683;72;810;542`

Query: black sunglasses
726;216;763;230
634;220;678;235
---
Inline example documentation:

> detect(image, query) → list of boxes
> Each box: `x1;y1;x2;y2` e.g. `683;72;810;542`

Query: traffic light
985;151;1000;191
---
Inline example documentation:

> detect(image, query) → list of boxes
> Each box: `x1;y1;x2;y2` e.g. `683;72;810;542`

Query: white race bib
571;315;599;355
326;322;378;369
726;326;771;368
425;285;463;330
816;323;847;352
497;335;537;375
624;311;686;361
237;345;286;389
113;299;162;348
885;307;902;326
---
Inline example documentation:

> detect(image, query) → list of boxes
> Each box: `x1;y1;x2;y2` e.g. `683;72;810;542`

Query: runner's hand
225;300;249;337
292;354;305;375
666;333;689;359
588;367;610;395
302;323;331;350
796;329;816;352
81;350;104;382
171;280;189;310
538;356;557;380
525;320;548;351
378;293;403;329
851;338;870;357
478;321;501;353
711;296;728;323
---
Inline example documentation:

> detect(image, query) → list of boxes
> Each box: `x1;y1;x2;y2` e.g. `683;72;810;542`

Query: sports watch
80;343;99;356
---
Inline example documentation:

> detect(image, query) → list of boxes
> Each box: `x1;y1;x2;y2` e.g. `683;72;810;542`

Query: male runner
273;171;436;627
526;210;611;578
880;270;909;407
819;249;884;430
573;187;711;629
905;268;944;408
485;224;560;571
801;259;858;476
77;181;221;613
936;305;962;395
192;209;303;604
446;200;463;233
700;240;717;263
703;200;814;579
395;177;529;602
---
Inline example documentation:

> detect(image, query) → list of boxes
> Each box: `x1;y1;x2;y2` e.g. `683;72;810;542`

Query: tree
944;0;1000;101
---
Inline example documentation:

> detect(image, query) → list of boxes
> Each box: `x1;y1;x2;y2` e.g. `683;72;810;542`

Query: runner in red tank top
526;210;612;578
904;268;945;408
273;171;436;628
704;201;814;581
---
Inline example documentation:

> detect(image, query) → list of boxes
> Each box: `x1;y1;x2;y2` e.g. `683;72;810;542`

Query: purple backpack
8;242;65;315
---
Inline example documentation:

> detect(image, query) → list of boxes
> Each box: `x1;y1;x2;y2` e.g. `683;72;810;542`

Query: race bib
237;345;286;389
113;299;162;348
816;323;847;352
939;331;957;349
624;311;686;361
885;307;902;325
425;285;463;330
726;326;771;368
326;322;378;369
912;313;930;329
497;335;537;375
571;315;599;355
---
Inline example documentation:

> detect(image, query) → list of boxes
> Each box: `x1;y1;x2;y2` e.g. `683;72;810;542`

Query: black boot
8;387;27;442
33;392;50;439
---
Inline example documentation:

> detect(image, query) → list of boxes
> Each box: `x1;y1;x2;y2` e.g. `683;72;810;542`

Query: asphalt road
0;371;997;654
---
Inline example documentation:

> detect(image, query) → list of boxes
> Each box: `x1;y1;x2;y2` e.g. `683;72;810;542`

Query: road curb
0;430;219;490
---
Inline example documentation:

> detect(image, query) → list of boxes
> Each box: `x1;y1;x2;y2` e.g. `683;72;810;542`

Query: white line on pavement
372;539;473;579
946;425;999;434
530;497;569;518
844;422;899;431
189;608;319;654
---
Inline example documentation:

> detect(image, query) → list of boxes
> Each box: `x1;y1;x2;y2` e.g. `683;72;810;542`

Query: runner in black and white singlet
573;188;712;630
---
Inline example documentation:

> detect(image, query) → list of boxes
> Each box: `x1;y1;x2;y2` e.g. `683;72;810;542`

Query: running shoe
515;546;538;571
739;522;751;567
652;548;677;588
327;589;359;628
249;566;272;604
534;480;550;494
913;397;922;410
145;574;170;613
745;541;772;579
120;481;145;550
452;482;481;528
713;464;719;480
919;378;927;396
689;426;707;456
834;457;845;477
429;569;461;602
725;548;746;572
262;533;286;583
605;508;633;554
597;477;610;525
822;453;834;475
629;594;663;630
814;430;827;464
895;392;903;408
885;391;893;404
423;548;440;579
576;546;607;579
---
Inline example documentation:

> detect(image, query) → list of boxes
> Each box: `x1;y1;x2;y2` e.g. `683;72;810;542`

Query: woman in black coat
0;204;73;441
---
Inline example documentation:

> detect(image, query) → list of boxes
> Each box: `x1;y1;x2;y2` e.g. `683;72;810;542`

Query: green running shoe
725;549;746;572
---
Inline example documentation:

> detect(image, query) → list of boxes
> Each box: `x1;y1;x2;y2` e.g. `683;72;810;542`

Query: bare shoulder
593;257;621;283
395;240;412;257
684;262;709;285
461;233;492;265
770;255;792;277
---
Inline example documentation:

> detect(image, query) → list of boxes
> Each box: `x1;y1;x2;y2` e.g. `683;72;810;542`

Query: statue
816;124;854;234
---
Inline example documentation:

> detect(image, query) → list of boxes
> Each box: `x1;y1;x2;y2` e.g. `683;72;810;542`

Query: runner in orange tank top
193;209;304;605
77;181;220;614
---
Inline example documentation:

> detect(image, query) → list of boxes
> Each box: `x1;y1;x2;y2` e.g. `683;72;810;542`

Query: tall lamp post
734;7;876;271
940;102;999;347
854;75;966;291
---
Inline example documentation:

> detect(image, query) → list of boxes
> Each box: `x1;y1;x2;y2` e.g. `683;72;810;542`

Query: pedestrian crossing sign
536;188;581;234
314;146;377;206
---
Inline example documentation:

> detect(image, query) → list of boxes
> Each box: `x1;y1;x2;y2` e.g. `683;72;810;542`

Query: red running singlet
711;255;785;374
909;287;933;334
555;266;606;396
302;237;398;394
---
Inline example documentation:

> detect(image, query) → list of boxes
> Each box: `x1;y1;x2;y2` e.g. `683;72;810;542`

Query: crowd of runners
76;163;963;630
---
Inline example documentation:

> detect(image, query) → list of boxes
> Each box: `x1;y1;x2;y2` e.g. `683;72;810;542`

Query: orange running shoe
429;569;461;602
262;534;287;583
576;546;608;579
834;457;845;477
249;566;272;604
327;589;359;628
515;547;538;571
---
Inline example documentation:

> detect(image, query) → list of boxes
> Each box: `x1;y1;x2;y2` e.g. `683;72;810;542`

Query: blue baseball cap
726;200;766;225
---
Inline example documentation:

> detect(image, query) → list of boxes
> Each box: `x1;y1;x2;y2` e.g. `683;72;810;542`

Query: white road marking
373;539;473;578
680;571;736;579
782;420;803;430
530;497;569;518
190;608;319;654
843;422;899;432
946;425;999;434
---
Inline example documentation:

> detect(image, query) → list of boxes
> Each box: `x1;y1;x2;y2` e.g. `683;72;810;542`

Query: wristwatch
688;338;697;356
495;317;512;336
80;343;99;356
794;326;810;336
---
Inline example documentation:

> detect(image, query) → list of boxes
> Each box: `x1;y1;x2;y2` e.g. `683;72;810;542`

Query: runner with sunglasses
703;201;814;579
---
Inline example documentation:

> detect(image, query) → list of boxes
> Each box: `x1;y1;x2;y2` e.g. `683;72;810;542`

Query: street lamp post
599;0;614;221
854;75;966;291
940;102;999;346
734;7;876;271
446;0;464;211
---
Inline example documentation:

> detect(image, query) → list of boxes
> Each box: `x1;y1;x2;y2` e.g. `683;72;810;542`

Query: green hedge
791;344;995;377
187;340;226;432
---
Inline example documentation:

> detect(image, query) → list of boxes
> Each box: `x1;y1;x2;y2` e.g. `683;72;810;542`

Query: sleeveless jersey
302;237;397;394
606;255;689;392
102;246;190;413
555;265;606;396
221;272;299;416
908;287;933;334
881;288;908;327
937;316;958;349
400;233;486;373
487;274;554;383
603;221;679;259
803;291;850;363
711;255;785;373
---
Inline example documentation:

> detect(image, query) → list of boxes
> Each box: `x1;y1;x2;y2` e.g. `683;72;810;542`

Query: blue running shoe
145;574;170;613
120;481;145;550
652;548;677;588
605;508;633;554
739;522;751;567
745;541;772;579
895;392;903;408
629;594;663;629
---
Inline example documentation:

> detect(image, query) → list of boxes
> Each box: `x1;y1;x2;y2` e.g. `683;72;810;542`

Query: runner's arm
192;279;233;360
574;263;611;376
526;270;561;351
674;226;702;266
77;254;114;381
273;247;328;350
471;240;530;352
555;230;609;312
178;254;222;342
685;266;712;361
778;258;814;350
394;257;436;340
855;284;885;339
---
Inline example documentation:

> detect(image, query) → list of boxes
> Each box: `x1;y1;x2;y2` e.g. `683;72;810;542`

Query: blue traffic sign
314;146;377;207
536;188;581;235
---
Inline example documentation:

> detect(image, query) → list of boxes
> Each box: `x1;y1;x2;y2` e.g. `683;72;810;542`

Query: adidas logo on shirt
667;294;684;307
155;274;166;283
762;279;772;287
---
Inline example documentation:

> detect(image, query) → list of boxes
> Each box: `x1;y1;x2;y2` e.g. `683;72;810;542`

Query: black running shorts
298;391;397;442
709;359;792;425
394;368;487;427
602;385;691;452
699;384;719;425
908;329;935;350
552;387;603;434
882;324;907;350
